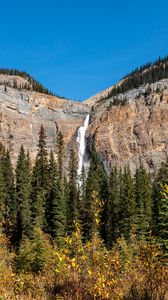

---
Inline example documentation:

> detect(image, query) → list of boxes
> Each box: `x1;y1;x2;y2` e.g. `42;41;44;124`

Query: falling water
77;114;90;182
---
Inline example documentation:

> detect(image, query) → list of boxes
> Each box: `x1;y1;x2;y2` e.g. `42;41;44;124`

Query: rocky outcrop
0;84;89;163
85;79;168;173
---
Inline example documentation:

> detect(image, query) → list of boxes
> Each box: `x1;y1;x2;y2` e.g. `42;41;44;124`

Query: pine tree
157;183;168;253
119;166;136;239
50;174;66;243
67;149;78;232
134;164;152;239
78;165;87;226
84;147;108;240
45;150;58;234
152;159;168;236
14;145;31;246
56;131;65;179
106;166;120;246
31;125;48;228
2;150;16;239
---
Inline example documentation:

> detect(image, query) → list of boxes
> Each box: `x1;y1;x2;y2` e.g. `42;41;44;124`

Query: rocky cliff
86;79;168;173
0;72;168;173
0;77;89;163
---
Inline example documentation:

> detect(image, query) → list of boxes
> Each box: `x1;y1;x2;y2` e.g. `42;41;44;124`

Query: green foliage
157;183;168;253
119;166;136;239
134;164;152;239
14;227;52;274
14;145;31;246
106;166;121;245
106;55;168;99
0;68;56;96
31;125;48;228
67;149;78;231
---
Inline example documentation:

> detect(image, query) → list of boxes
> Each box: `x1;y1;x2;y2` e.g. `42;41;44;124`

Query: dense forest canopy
0;126;167;299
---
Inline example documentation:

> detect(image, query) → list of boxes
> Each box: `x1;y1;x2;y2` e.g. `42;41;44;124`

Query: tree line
0;68;56;96
0;125;167;254
106;55;168;99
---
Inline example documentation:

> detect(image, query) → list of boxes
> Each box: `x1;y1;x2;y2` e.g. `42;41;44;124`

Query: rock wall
0;85;89;164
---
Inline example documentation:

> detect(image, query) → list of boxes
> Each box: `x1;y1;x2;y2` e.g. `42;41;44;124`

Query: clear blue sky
0;0;168;100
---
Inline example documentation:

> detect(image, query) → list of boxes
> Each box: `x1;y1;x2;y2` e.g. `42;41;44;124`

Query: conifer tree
119;166;136;239
84;146;108;240
106;166;120;246
45;150;58;233
31;125;48;228
50;174;66;243
152;159;168;235
2;150;16;239
67;149;78;232
15;145;31;245
134;164;152;239
157;183;168;253
56;131;65;179
78;165;87;225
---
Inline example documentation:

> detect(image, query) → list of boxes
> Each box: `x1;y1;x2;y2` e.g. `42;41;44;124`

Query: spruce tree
119;166;136;239
31;125;48;228
106;166;120;246
84;147;108;240
67;149;78;232
152;159;168;236
15;145;31;245
56;131;65;179
2;150;16;239
78;165;87;226
157;183;168;253
134;164;152;239
45;150;58;234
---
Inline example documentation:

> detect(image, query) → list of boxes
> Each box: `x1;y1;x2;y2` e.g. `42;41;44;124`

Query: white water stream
77;114;90;182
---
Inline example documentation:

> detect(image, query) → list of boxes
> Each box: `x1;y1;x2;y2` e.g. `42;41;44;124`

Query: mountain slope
1;57;168;173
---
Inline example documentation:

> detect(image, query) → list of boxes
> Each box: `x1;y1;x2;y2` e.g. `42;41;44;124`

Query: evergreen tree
31;125;48;228
106;166;120;246
134;164;152;239
56;131;65;179
45;150;58;234
15;145;31;246
84;147;108;240
152;159;168;235
2;150;16;239
78;165;87;226
50;174;66;243
157;183;168;253
119;166;136;239
67;149;78;232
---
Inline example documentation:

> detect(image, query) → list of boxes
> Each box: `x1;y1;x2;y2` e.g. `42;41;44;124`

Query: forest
0;126;167;299
0;68;55;96
106;56;168;100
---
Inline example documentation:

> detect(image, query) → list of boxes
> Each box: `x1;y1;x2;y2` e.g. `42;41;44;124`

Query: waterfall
77;114;90;182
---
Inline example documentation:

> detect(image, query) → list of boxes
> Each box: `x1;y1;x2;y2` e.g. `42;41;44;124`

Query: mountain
0;57;168;173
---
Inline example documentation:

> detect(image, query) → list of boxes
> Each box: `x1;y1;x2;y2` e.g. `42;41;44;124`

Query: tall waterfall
77;114;90;181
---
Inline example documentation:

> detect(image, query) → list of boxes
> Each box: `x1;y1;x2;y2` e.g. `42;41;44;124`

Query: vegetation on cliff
106;55;168;100
0;68;57;96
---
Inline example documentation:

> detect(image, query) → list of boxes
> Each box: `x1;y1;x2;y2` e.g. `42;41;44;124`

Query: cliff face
85;79;168;173
0;73;168;173
0;83;89;163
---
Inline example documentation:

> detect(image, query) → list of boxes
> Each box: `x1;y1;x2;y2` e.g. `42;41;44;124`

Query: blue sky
0;0;168;100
